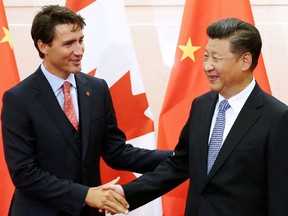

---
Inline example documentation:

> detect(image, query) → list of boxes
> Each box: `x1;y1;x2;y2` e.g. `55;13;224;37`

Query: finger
105;209;115;215
110;190;129;208
101;204;119;215
98;209;113;215
104;200;129;215
101;201;127;215
103;185;125;199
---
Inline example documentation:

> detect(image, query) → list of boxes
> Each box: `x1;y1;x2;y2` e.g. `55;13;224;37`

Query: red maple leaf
88;68;96;77
110;71;154;140
100;71;154;184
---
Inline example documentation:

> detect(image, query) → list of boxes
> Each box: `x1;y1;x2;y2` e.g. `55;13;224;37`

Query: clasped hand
85;176;128;215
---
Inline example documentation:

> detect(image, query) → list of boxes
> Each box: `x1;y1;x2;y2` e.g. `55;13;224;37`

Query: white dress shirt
41;64;79;122
208;79;256;147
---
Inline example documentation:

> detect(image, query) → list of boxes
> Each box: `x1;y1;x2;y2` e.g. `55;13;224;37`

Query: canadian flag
157;0;271;216
0;1;20;215
65;0;162;215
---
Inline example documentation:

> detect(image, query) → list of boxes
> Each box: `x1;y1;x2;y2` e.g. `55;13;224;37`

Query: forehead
205;38;232;55
53;24;83;40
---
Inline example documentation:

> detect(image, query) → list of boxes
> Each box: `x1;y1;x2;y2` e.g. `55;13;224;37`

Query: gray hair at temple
206;18;262;71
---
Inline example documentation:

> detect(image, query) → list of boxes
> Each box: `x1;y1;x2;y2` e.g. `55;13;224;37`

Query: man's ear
37;39;48;56
241;52;252;71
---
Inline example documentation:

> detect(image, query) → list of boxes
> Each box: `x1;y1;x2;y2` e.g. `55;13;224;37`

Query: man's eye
213;57;222;61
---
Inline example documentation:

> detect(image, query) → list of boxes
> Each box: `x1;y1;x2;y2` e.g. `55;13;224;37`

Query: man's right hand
85;177;129;215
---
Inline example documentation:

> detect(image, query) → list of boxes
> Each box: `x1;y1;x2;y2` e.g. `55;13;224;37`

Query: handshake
85;177;129;215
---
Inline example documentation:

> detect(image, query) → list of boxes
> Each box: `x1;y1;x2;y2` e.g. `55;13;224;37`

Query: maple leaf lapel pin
86;91;90;97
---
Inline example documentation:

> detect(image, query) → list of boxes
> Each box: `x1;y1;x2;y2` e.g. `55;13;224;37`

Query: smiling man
105;18;288;216
1;5;172;216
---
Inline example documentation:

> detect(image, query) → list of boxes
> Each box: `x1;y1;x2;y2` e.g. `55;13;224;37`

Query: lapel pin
86;92;90;96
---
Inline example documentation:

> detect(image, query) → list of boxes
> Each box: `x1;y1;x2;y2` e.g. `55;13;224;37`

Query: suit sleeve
121;109;192;210
2;91;88;216
99;80;172;173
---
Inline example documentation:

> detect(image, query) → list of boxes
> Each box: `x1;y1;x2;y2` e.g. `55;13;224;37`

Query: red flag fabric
157;0;271;215
0;1;20;215
66;0;163;215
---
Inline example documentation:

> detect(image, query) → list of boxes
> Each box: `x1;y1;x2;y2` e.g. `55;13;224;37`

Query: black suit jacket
123;83;288;216
2;67;171;216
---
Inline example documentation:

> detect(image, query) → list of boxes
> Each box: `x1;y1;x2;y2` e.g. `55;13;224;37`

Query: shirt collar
219;78;256;115
41;63;77;93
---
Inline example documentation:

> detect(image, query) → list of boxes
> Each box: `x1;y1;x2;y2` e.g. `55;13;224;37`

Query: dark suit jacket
1;67;171;216
123;83;288;216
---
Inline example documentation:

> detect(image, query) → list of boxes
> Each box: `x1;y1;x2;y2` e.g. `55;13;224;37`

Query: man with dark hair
1;5;171;216
105;18;288;216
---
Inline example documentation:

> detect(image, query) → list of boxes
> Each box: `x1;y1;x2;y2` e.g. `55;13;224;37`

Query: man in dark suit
1;5;171;216
105;18;288;215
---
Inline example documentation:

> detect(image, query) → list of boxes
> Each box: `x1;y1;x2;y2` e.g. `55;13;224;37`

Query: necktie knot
218;99;230;112
62;81;71;93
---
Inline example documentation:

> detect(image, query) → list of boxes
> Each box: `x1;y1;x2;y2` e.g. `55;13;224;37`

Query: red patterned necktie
62;81;78;131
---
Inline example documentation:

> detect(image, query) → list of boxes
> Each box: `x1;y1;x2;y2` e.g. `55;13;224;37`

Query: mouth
70;58;82;66
208;75;219;82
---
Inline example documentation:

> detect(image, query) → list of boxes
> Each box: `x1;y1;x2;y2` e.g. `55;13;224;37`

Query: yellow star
0;26;13;49
178;37;200;62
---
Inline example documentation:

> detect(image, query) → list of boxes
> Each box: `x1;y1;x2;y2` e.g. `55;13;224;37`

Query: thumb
103;176;120;186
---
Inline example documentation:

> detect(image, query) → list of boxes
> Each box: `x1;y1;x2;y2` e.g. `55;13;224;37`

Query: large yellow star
178;37;200;61
0;26;13;49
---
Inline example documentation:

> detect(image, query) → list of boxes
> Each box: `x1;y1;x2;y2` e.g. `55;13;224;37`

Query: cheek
61;50;74;60
217;64;234;80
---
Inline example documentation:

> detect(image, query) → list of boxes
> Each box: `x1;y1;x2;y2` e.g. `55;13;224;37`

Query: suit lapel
34;69;81;159
207;84;264;179
75;74;91;161
195;93;218;184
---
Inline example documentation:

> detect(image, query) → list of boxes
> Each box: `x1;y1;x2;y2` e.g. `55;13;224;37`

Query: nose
73;43;84;55
203;59;214;72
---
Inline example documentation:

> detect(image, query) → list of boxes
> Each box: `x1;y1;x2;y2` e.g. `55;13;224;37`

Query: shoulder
5;67;42;96
76;72;108;88
252;84;288;112
262;91;288;113
75;73;111;99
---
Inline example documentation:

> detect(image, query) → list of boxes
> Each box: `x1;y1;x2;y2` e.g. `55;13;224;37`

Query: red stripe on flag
0;2;20;216
110;71;154;140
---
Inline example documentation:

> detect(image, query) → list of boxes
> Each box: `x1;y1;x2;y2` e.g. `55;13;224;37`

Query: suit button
63;206;71;212
202;193;208;198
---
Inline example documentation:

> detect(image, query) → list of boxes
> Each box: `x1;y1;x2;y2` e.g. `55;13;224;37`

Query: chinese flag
0;1;20;216
66;0;163;215
157;0;271;215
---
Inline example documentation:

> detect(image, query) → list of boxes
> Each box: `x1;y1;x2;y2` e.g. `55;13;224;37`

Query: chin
70;68;81;74
209;84;218;92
